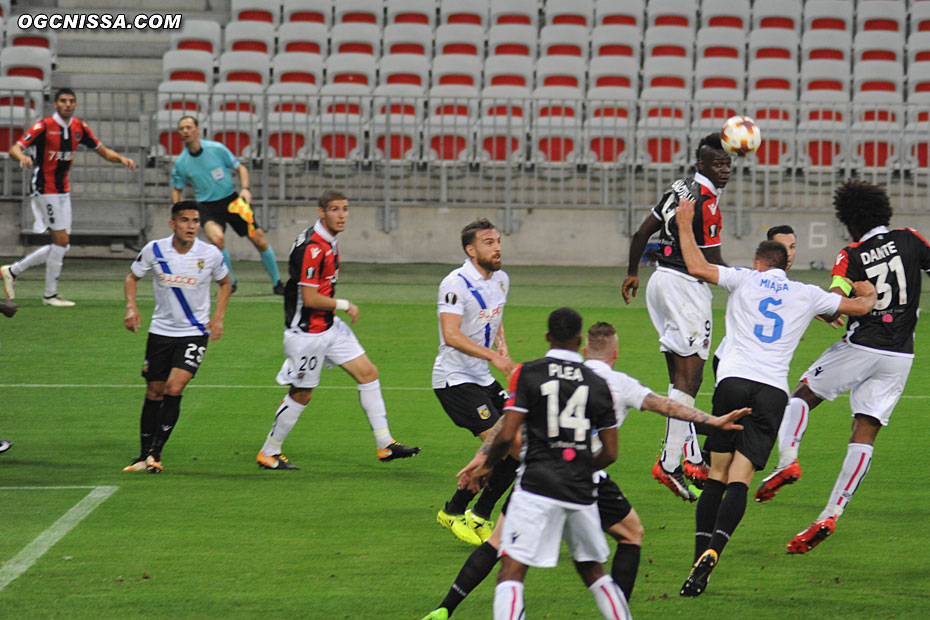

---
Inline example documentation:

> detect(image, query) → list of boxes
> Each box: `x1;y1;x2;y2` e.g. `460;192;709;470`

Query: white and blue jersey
131;236;228;337
170;139;240;202
432;259;509;388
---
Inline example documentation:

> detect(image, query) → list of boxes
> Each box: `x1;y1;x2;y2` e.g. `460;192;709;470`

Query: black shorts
434;381;507;436
704;377;788;471
142;333;209;382
198;192;261;238
500;476;632;530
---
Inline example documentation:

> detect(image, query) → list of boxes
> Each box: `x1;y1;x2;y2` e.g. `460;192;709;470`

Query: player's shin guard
44;243;67;297
139;398;163;457
439;542;499;615
358;380;394;449
777;397;809;468
611;543;641;602
445;487;477;516
473;456;519;519
818;443;873;521
262;395;306;456
259;248;281;284
661;389;697;470
493;580;524;620
694;478;725;562
708;482;748;555
589;575;631;620
150;394;182;458
12;245;51;274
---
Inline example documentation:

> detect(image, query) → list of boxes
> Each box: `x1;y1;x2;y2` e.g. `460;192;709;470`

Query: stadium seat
425;84;477;163
6;20;58;60
0;46;53;87
171;19;222;57
386;0;436;28
533;115;582;171
693;57;744;130
206;109;260;157
798;59;850;169
156;79;211;115
372;57;423;165
695;27;744;62
903;62;930;168
490;0;538;28
376;52;430;91
636;56;692;164
266;109;314;159
746;59;797;167
587;55;638;100
153;108;193;157
477;102;527;169
749;29;798;62
646;0;697;30
272;52;324;86
857;0;905;33
335;0;384;27
594;0;644;29
277;22;328;55
644;25;694;61
440;0;489;28
487;24;537;58
484;54;534;89
383;23;432;56
212;80;264;117
907;32;930;65
283;0;332;26
431;54;482;88
800;29;850;62
700;0;750;31
752;0;802;34
544;0;595;29
224;20;276;54
231;0;281;26
0;16;4;46
324;52;377;89
851;60;904;169
538;24;588;58
218;51;270;86
331;23;381;56
591;25;641;60
0;75;42;151
435;23;485;58
533;55;585;118
162;49;214;85
317;104;367;161
853;31;905;63
584;56;637;165
910;1;930;36
803;0;852;33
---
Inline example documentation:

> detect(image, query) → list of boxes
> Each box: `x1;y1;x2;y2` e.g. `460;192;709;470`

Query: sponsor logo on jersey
156;273;199;288
476;404;490;420
478;305;503;321
444;292;458;305
47;150;73;161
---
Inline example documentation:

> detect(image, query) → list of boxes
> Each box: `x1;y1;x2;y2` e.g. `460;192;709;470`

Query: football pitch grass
1;258;929;619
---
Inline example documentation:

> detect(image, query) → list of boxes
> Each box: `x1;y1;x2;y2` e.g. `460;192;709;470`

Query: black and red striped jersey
832;226;930;355
505;349;616;506
283;220;340;333
16;113;101;194
650;172;723;274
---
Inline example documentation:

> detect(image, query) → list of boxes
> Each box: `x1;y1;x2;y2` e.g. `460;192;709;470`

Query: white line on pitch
0;486;99;490
0;485;118;593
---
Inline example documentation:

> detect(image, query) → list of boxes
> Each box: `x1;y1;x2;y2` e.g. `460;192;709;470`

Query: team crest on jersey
476;405;491;420
297;371;305;379
142;359;149;373
499;282;505;293
197;259;205;270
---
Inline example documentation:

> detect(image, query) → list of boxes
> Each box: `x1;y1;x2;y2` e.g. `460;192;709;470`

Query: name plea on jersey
549;363;584;381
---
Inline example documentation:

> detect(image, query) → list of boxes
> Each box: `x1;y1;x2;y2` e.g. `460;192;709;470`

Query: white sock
44;244;67;297
12;244;52;275
777;397;809;468
589;575;631;620
261;395;307;455
818;442;874;521
661;388;697;470
493;580;525;620
358;379;394;449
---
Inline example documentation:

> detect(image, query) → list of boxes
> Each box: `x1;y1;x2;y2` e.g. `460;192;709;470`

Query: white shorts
800;340;913;426
499;487;609;568
275;317;366;388
645;267;713;360
30;193;72;233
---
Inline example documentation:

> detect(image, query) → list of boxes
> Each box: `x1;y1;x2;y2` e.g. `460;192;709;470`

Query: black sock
439;541;499;615
472;456;519;519
709;482;748;556
139;398;162;458
150;394;182;460
695;478;726;563
445;487;477;516
611;543;641;602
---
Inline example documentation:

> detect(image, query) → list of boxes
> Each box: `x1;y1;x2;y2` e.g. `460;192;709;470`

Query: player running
123;201;232;473
255;190;419;469
673;197;876;597
621;133;731;501
752;181;930;554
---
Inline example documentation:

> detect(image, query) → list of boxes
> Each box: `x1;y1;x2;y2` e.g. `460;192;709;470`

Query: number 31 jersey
832;226;930;356
505;349;616;506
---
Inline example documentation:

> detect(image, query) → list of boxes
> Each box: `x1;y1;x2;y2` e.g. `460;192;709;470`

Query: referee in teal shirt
170;116;283;294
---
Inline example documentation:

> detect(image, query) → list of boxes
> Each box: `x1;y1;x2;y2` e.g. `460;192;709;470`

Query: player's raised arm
641;392;749;430
675;198;720;284
622;213;662;304
124;271;142;333
836;280;877;317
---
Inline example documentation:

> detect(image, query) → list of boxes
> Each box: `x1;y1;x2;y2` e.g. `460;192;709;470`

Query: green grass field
1;258;929;619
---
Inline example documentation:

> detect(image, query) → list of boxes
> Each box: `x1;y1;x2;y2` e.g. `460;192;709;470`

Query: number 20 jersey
505;349;616;506
832;226;930;356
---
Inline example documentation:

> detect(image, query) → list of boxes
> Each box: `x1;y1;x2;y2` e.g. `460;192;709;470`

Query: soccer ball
720;115;762;156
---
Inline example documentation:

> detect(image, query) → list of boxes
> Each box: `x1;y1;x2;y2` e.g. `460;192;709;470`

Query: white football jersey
583;359;652;428
131;236;228;337
432;259;509;388
715;266;841;394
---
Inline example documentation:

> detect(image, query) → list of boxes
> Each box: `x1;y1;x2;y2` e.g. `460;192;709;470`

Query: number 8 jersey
505;349;616;506
832;226;930;356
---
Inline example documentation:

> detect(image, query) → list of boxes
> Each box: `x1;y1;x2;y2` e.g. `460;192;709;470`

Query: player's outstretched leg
755;459;802;503
258;394;306;470
787;516;836;554
0;265;17;300
423;540;500;618
652;459;699;502
0;439;12;454
680;549;717;597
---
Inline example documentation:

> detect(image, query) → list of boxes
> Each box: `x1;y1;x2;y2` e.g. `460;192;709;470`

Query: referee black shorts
198;192;261;238
434;381;507;436
142;333;209;382
704;377;788;471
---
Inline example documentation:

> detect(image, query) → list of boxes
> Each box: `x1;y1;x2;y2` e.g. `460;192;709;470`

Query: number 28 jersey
832;226;930;356
505;349;616;506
